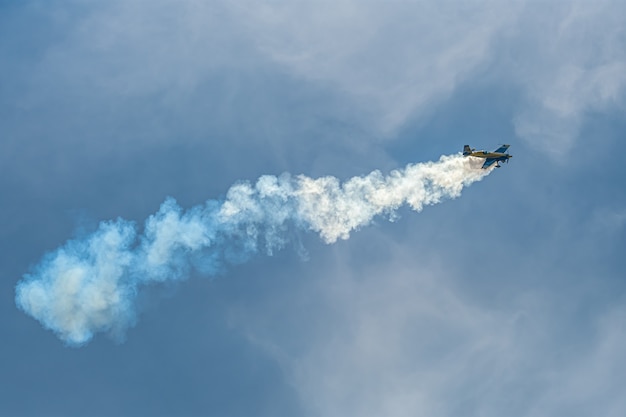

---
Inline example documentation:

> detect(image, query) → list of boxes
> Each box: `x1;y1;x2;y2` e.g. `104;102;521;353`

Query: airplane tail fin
463;145;473;156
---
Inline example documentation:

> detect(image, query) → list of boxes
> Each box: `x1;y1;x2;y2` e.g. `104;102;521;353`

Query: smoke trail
15;154;491;346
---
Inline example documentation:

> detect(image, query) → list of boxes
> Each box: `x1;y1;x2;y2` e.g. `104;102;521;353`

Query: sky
1;1;626;416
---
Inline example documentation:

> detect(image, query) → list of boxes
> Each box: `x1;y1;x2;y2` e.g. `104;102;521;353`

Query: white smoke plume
15;154;492;346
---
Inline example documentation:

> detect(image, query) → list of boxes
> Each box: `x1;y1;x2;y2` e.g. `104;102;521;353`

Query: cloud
7;0;624;159
28;2;251;99
237;238;518;416
230;0;518;135
509;0;626;155
588;206;626;237
238;235;626;417
527;305;626;417
228;0;626;151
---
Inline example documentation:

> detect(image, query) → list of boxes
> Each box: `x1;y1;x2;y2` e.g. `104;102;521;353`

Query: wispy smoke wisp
15;154;491;346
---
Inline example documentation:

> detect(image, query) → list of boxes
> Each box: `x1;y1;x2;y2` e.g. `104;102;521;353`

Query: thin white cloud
527;306;626;417
229;1;625;151
228;0;626;152
33;1;252;98
509;0;626;155
230;0;518;135
236;236;519;416
15;0;626;156
589;206;626;234
237;235;626;416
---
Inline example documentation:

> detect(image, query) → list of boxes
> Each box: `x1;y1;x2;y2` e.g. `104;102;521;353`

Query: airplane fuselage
463;144;512;168
467;151;509;159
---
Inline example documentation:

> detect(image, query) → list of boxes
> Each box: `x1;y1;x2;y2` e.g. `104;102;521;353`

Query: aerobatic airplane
463;144;512;168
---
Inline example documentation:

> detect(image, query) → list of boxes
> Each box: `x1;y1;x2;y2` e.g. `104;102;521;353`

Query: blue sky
2;1;626;416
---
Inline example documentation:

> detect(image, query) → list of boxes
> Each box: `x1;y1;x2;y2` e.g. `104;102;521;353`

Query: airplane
463;144;512;169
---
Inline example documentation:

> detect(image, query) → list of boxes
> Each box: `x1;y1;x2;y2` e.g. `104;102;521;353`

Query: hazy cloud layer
232;0;625;149
239;236;626;417
7;1;625;156
509;0;626;154
230;0;518;134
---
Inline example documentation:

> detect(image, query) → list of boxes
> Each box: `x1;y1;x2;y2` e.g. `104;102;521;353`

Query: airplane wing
482;158;497;168
493;144;510;153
